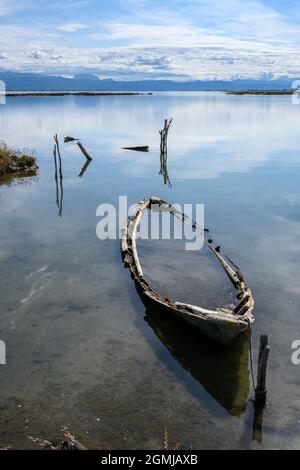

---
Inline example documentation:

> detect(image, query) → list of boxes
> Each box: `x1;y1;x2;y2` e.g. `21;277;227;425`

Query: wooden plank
77;141;93;161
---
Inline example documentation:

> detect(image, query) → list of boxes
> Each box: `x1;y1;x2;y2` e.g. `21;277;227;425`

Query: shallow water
0;92;300;449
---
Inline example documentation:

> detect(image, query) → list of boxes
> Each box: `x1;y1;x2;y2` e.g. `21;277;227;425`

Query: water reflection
1;93;300;449
53;136;94;215
64;137;93;174
53;139;64;218
252;400;265;443
159;151;172;188
79;158;92;178
2;94;299;181
144;306;250;417
0;171;38;188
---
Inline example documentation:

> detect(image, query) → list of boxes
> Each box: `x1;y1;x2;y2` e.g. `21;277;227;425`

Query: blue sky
0;0;300;80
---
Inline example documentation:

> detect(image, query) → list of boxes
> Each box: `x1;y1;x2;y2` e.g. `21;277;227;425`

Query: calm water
0;92;300;450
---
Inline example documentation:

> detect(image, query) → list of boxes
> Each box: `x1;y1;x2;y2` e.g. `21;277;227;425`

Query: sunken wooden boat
121;197;254;347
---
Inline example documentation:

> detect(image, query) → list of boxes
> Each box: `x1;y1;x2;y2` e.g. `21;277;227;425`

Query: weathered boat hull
122;197;254;347
136;281;249;347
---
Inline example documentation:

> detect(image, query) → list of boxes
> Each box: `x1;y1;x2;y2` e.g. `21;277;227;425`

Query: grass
0;142;37;176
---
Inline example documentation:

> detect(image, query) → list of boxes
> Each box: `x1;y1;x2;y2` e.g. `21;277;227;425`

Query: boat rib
121;197;254;346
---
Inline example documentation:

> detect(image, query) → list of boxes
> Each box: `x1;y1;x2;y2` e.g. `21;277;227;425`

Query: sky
0;0;300;80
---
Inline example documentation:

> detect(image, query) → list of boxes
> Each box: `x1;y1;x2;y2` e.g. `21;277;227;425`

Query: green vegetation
0;142;37;176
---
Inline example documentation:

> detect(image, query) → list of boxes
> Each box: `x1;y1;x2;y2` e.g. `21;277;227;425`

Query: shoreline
4;91;152;97
2;90;294;97
227;90;294;95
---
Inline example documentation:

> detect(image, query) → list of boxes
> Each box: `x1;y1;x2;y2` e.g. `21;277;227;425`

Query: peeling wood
121;197;254;347
256;335;270;400
78;158;92;178
77;142;93;161
64;135;93;161
160;118;172;155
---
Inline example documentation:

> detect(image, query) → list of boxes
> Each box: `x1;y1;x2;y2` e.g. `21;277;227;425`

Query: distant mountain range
0;71;295;92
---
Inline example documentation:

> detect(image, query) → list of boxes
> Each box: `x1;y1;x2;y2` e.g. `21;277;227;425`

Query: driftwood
121;197;254;346
53;145;59;207
54;134;63;179
251;335;270;441
53;135;64;218
79;159;92;178
64;135;93;161
255;335;270;404
77;142;93;161
159;119;172;187
160;118;172;155
123;146;149;152
159;151;172;188
252;400;265;443
64;136;79;143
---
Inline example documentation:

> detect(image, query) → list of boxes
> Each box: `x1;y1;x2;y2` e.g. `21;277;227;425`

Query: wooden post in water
54;134;63;179
77;141;93;161
78;158;92;178
53;135;64;218
159;151;172;188
252;335;270;442
255;335;270;405
159;118;173;155
53;145;59;208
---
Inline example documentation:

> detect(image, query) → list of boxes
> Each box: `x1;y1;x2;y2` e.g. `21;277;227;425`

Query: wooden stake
77;141;93;161
53;145;59;208
159;151;172;188
252;399;264;443
53;135;64;217
78;158;92;178
54;134;63;179
255;335;270;405
159;118;173;156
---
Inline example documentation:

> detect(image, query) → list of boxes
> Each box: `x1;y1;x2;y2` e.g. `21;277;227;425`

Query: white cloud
116;0;300;46
1;0;300;79
57;22;89;33
90;22;263;49
1;41;300;80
